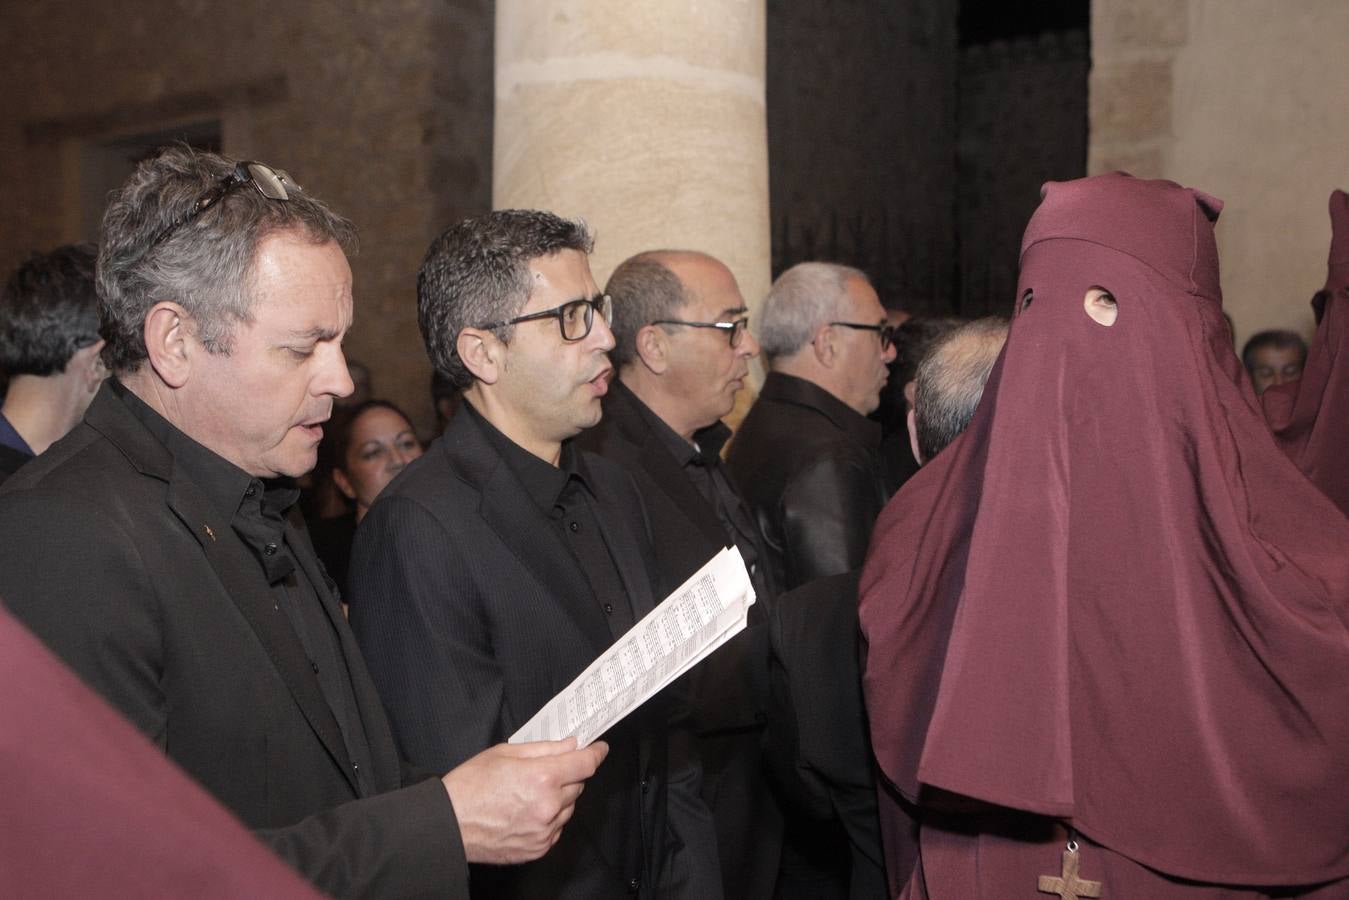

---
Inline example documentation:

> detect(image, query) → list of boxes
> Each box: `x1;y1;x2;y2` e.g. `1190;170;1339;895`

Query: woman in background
309;399;423;598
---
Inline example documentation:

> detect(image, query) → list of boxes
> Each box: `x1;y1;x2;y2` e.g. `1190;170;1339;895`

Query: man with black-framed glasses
727;261;895;898
578;249;782;900
729;260;895;595
349;211;721;899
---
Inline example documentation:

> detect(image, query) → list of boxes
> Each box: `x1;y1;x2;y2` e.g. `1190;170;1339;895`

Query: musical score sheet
510;546;755;748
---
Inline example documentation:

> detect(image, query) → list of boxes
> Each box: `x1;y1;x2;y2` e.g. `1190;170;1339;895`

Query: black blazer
0;441;29;485
0;382;465;900
577;381;728;595
727;373;889;593
348;404;711;900
765;571;889;899
578;380;783;899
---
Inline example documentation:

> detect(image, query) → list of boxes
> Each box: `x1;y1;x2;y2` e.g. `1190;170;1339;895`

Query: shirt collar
464;401;590;514
759;371;882;449
112;379;299;524
0;411;34;458
620;380;730;467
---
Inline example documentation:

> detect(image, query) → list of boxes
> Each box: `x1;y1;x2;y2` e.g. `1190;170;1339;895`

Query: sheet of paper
510;546;756;748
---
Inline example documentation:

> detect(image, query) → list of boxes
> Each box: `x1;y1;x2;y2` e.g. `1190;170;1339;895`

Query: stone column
494;1;771;378
1090;0;1349;346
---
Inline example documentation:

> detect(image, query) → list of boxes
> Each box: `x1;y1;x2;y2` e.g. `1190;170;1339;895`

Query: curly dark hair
417;210;593;390
0;243;101;376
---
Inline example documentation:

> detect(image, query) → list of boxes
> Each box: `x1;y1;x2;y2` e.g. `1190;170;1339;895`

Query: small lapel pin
204;524;216;542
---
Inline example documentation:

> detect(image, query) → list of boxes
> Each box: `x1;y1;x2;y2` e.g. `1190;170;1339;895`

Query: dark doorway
80;120;222;242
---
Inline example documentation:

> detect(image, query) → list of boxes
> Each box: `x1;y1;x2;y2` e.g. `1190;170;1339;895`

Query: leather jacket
727;373;889;593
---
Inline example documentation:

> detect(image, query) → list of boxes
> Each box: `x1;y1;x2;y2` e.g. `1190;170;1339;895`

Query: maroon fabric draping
1262;188;1349;515
860;173;1349;887
0;600;322;898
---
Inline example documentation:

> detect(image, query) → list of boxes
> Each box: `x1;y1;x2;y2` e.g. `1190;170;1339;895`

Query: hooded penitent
860;173;1349;886
1261;188;1349;515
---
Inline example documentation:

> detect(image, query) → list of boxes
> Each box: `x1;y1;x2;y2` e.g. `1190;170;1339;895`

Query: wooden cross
1037;846;1103;899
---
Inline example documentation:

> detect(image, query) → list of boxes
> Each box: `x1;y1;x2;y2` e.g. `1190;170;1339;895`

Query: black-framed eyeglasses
144;160;298;254
651;316;751;348
479;294;613;342
829;321;895;351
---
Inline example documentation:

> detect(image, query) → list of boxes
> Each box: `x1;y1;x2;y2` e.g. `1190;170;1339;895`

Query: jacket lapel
91;382;357;793
289;517;403;788
609;383;727;553
445;412;614;656
165;464;358;795
640;430;728;553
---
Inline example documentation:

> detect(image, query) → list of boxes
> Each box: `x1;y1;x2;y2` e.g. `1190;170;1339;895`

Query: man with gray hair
728;261;896;593
908;317;1008;464
0;147;604;898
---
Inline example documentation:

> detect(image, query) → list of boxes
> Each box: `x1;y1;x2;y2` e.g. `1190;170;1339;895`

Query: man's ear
907;406;924;466
143;303;192;389
70;340;106;392
634;324;669;375
456;327;502;385
811;323;836;367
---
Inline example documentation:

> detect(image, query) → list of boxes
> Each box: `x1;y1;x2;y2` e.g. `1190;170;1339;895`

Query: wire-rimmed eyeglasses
651;316;751;348
829;320;896;351
480;294;613;342
143;160;298;254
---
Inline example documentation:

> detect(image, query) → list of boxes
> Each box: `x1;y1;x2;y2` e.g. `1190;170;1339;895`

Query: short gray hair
913;316;1008;461
417;210;594;390
97;145;357;375
759;262;869;362
605;250;694;368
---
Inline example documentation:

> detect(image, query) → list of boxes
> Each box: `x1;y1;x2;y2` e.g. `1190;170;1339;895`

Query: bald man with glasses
349;212;721;900
578;249;783;899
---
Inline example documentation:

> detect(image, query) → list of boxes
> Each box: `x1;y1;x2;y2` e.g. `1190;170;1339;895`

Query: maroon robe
1262;188;1349;516
0;600;321;897
860;173;1349;898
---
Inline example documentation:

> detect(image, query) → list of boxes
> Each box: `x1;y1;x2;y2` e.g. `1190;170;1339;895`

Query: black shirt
117;380;378;796
641;399;773;602
466;402;637;637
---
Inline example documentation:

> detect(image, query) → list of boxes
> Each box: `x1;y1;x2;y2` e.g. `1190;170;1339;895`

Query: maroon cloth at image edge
0;600;321;898
860;173;1349;888
1261;188;1349;516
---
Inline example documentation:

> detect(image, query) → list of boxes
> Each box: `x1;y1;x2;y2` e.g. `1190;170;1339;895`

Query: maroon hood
860;173;1349;886
1262;188;1349;514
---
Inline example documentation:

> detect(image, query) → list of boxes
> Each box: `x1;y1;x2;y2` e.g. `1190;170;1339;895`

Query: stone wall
0;0;494;433
1090;0;1349;347
956;31;1089;319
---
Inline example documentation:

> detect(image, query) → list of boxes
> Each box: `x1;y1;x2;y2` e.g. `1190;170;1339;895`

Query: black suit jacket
728;373;889;593
0;441;29;485
765;571;890;899
349;404;713;899
0;382;465;899
578;380;784;899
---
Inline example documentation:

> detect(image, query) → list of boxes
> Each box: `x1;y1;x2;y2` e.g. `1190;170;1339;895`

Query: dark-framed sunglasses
479;293;613;343
651;316;751;348
829;320;896;351
144;160;298;253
